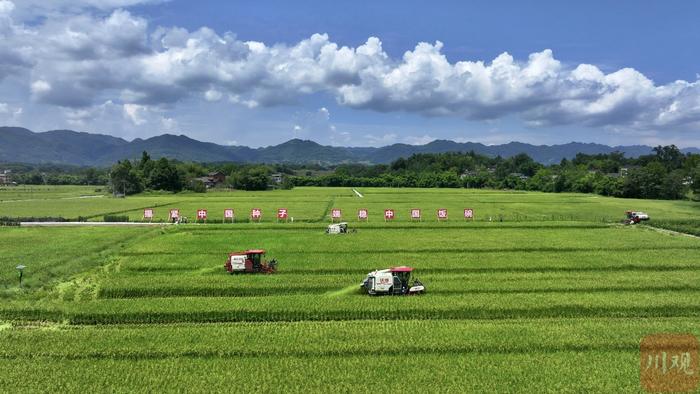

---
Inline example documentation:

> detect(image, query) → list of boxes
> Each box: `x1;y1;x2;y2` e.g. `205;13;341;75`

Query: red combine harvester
624;210;650;225
224;249;278;274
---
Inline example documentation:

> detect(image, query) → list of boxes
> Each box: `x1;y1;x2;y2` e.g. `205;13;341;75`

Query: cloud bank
1;1;700;134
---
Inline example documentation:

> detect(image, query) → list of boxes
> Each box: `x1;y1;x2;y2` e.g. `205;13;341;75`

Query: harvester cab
225;249;277;274
360;266;425;295
326;222;355;234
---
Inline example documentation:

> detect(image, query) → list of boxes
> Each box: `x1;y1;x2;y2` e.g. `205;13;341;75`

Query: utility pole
16;265;25;288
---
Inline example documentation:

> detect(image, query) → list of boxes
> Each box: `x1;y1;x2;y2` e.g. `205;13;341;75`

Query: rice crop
0;187;698;392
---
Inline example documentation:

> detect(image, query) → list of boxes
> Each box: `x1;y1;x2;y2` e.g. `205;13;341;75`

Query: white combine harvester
326;222;355;234
360;266;425;295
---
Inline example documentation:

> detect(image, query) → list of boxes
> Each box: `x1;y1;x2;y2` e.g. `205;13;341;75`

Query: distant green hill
1;126;697;166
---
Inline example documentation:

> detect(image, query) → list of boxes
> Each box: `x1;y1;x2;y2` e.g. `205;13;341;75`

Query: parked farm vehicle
225;249;278;274
360;266;425;295
624;210;650;224
326;222;356;234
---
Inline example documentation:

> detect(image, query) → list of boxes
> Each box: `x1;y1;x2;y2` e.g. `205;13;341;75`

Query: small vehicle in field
624;210;650;224
360;266;425;295
326;222;355;234
225;249;277;274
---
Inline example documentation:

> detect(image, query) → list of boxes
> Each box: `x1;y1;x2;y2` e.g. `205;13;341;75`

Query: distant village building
0;170;12;185
619;166;640;177
608;166;639;178
509;172;530;181
195;171;227;189
194;177;215;188
270;173;284;184
460;170;479;179
208;171;226;184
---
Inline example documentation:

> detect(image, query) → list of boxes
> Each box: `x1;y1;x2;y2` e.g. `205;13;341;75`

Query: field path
643;224;700;239
0;195;104;203
20;222;172;227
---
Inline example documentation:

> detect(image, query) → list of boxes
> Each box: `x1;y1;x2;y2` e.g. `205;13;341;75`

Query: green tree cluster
290;145;698;200
109;152;183;194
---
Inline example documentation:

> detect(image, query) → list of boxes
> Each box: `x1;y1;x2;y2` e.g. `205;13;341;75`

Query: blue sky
1;0;700;147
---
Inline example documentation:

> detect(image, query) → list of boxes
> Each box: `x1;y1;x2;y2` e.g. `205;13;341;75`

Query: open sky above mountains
1;0;700;148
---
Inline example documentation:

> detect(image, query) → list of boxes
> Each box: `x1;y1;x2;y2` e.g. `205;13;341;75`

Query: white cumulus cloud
365;133;398;145
0;5;699;135
404;135;436;145
0;101;22;123
123;103;147;125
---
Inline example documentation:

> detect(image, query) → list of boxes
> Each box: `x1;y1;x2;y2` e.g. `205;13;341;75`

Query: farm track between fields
643;223;700;238
118;245;700;256
281;265;700;274
59;306;700;324
0;343;637;361
82;200;186;220
3;303;698;324
96;285;700;299
174;223;612;231
119;265;700;274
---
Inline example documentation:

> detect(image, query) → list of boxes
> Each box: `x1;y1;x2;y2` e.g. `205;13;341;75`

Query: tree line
3;145;698;200
107;152;296;194
289;145;700;200
0;163;108;185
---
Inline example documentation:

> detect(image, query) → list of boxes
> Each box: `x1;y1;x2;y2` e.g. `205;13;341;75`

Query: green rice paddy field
0;186;699;392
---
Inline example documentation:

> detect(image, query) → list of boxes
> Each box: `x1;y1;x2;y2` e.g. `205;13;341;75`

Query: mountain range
1;126;698;166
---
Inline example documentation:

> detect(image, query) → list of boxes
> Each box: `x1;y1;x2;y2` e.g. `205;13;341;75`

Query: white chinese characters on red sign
251;208;262;219
169;209;179;219
384;209;395;220
224;209;234;219
464;208;474;219
437;209;448;219
358;209;368;220
411;209;421;219
331;209;342;219
277;208;288;219
197;209;207;220
144;209;154;219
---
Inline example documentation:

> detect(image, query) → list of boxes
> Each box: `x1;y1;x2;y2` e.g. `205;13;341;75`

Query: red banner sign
277;208;288;219
437;208;448;220
410;209;421;220
251;208;262;220
358;208;368;220
197;209;207;220
224;209;234;219
384;209;395;220
331;208;342;219
464;208;474;219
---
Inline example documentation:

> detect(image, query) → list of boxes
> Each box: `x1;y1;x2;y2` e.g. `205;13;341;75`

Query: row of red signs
144;208;474;221
333;208;473;220
143;208;285;220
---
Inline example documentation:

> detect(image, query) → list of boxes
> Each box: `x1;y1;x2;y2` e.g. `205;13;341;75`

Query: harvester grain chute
360;266;425;295
326;222;356;234
225;249;277;274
